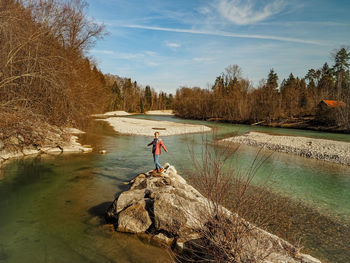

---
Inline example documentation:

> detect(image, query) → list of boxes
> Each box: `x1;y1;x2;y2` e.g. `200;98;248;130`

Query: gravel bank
145;110;174;115
223;132;350;166
91;110;131;118
100;117;211;136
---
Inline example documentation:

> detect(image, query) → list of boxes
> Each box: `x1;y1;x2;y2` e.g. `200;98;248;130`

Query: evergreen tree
140;98;144;113
111;81;121;110
333;48;350;98
145;85;152;109
267;69;278;91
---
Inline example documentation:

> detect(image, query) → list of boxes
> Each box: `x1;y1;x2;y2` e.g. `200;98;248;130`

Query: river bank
223;131;350;166
145;110;174;115
0;126;92;168
256;116;350;134
98;117;211;136
177;115;350;134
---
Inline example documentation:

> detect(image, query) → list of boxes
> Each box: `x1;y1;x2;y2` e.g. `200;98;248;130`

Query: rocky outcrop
0;127;92;168
105;164;321;263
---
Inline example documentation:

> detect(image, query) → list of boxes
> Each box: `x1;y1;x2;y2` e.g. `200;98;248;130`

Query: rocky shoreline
223;132;350;166
0;126;92;168
105;164;321;263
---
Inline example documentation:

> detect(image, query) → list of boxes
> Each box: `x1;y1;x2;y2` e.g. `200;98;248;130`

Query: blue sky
87;0;350;93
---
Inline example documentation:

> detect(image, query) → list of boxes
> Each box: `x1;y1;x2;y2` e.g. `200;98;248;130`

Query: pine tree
333;48;350;98
145;85;152;110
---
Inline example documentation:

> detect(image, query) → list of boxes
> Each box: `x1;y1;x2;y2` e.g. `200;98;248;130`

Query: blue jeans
153;154;162;171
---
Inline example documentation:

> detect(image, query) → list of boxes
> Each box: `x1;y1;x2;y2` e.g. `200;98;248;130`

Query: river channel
0;115;349;263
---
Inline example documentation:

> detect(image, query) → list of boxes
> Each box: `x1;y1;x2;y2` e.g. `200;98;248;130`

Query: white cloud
193;57;213;62
216;0;285;25
90;49;161;60
125;24;325;45
165;42;181;48
198;6;211;15
147;61;160;67
90;49;115;55
144;51;158;56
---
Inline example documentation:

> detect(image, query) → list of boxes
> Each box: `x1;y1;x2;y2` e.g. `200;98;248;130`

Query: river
0;115;349;263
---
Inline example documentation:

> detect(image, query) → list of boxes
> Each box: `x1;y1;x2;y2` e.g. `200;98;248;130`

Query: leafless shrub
173;134;300;263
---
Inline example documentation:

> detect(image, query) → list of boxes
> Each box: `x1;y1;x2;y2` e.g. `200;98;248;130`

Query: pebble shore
223;132;350;166
100;117;211;136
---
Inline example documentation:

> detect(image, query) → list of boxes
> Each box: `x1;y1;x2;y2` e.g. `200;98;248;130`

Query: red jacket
148;138;168;155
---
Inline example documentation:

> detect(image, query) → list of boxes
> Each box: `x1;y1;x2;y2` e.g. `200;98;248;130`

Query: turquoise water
0;116;349;263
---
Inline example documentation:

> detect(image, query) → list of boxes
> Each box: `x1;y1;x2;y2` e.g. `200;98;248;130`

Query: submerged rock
105;164;321;263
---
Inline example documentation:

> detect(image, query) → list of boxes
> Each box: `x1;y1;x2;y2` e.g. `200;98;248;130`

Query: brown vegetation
0;0;173;150
0;0;109;146
104;74;174;113
174;48;350;131
175;136;302;263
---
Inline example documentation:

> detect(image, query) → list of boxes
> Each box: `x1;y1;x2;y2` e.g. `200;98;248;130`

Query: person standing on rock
147;132;168;173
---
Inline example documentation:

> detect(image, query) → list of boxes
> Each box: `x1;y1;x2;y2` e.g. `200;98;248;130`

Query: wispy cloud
165;41;181;48
147;61;160;67
90;49;115;55
90;49;153;60
193;57;213;63
124;24;325;45
216;0;285;25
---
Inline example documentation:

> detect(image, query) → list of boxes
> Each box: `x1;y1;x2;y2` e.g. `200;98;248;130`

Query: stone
153;233;173;246
105;164;321;263
115;190;145;214
117;200;152;233
17;134;24;142
0;140;4;150
0;149;22;160
9;136;19;145
22;149;39;156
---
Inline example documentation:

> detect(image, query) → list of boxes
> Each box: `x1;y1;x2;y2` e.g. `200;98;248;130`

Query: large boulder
105;164;321;263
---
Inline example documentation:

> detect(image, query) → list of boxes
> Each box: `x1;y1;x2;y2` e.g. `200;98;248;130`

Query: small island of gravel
223;132;350;166
99;117;211;136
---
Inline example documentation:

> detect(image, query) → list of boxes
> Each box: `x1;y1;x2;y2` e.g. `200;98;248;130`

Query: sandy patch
145;110;174;115
223;132;350;166
101;117;211;136
91;111;131;118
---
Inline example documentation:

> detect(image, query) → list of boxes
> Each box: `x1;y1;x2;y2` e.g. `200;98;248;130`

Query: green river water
0;115;349;263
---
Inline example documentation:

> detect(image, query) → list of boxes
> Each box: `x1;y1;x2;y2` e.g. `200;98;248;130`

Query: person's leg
154;154;162;171
153;153;156;170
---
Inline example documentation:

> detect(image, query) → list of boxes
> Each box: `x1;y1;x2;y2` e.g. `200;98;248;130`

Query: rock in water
105;164;321;263
117;200;152;233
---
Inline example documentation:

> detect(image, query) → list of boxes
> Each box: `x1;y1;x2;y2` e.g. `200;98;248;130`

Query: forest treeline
0;0;171;144
174;48;350;130
105;74;173;113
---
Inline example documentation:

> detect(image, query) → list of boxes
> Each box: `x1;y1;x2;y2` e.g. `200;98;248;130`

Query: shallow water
0;116;349;263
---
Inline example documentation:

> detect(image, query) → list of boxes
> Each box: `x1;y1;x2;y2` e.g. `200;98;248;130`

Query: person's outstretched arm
160;140;168;152
147;140;153;146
